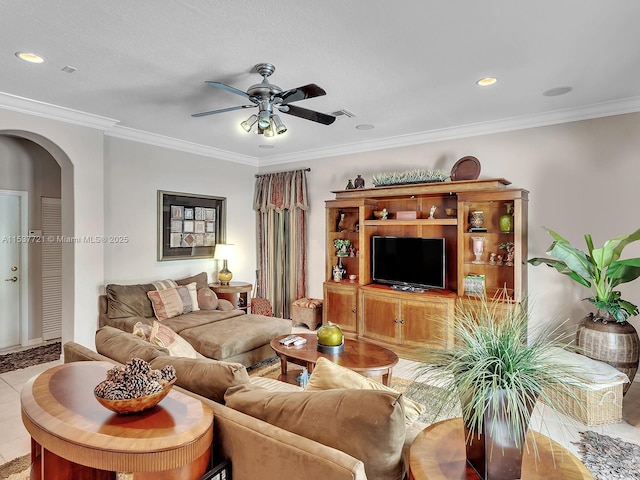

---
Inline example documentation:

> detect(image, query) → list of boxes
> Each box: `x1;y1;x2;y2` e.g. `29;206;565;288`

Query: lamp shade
214;244;235;260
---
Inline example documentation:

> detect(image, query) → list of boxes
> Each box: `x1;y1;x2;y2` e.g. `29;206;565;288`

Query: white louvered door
42;197;62;340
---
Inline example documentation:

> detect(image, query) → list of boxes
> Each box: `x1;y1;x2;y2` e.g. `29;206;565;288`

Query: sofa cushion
159;309;245;334
106;283;155;319
147;282;199;320
95;326;168;364
197;288;219;310
225;383;406;480
150;356;250;404
105;272;208;320
305;357;426;426
175;271;209;290
179;315;292;359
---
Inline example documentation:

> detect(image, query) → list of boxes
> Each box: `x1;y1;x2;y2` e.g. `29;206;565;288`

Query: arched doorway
0;130;74;348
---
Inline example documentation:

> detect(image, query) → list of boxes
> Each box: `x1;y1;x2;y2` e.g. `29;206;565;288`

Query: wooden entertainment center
323;178;528;358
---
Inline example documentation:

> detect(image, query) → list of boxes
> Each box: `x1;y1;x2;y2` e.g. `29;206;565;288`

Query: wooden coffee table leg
307;362;315;374
279;356;288;374
382;369;393;386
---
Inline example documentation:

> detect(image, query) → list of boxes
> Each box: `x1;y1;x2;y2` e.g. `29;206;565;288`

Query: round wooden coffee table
270;333;399;386
21;361;213;480
409;417;593;480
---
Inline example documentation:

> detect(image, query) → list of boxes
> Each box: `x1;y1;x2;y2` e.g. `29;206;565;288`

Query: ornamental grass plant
415;295;584;452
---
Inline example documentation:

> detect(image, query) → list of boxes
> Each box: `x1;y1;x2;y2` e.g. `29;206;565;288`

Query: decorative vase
337;211;346;232
471;236;485;264
576;310;639;395
354;174;365;188
470;211;485;230
464;389;536;480
499;204;513;233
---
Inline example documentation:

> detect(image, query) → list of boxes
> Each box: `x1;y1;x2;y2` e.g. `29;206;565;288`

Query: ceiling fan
192;63;336;136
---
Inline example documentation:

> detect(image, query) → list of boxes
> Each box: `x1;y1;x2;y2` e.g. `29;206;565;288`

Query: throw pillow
197;288;219;310
132;321;152;340
305;357;426;426
150;356;250;404
175;271;209;290
216;298;235;311
151;279;178;291
149;321;201;359
224;383;406;480
147;282;199;320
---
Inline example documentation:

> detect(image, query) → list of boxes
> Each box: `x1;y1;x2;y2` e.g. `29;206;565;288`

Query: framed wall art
158;190;226;261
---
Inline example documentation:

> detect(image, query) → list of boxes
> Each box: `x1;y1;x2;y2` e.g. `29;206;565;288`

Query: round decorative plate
450;156;481;181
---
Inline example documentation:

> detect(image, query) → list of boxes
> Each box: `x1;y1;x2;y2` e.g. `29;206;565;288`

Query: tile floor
1;346;639;465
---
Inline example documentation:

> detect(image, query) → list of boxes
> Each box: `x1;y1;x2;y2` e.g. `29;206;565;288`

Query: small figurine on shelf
337;210;346;232
496;254;503;266
499;242;515;267
354;175;365;188
429;205;437;219
345;179;355;189
489;253;496;265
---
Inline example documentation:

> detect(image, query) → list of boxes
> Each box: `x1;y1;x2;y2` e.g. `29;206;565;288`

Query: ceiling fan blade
205;81;251;99
279;84;327;104
191;105;255;117
280;104;336;125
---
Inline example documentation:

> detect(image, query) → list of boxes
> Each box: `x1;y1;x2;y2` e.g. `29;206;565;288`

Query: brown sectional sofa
64;324;410;480
99;272;292;366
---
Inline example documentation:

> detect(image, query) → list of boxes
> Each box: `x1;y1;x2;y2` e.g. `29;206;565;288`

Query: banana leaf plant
528;227;640;322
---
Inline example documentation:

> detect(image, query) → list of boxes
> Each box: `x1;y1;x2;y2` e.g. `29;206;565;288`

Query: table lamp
214;244;235;285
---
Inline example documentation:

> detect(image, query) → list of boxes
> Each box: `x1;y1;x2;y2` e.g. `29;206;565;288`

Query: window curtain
253;169;309;318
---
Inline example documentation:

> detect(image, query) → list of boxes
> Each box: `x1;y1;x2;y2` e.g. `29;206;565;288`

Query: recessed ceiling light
355;124;374;130
258;144;274;149
476;77;498;87
543;86;573;97
15;51;44;64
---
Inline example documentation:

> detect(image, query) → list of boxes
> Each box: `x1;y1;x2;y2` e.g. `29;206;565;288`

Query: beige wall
103;136;258;287
261;112;640;336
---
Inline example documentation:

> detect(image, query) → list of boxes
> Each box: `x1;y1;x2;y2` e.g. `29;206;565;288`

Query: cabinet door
323;283;358;333
360;293;400;343
400;298;454;348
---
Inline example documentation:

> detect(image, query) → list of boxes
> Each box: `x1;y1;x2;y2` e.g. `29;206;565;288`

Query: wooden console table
209;281;252;312
409;417;592;480
21;361;213;480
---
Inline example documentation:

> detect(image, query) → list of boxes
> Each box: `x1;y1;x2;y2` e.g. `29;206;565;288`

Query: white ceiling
2;1;640;166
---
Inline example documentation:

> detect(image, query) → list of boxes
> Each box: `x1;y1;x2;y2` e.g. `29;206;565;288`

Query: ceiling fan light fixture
272;115;287;135
240;114;258;132
258;110;271;129
263;121;275;137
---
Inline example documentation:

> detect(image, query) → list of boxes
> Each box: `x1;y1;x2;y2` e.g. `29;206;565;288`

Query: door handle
5;276;18;282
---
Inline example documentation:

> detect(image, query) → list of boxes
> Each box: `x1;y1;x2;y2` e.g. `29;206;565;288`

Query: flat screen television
371;236;446;290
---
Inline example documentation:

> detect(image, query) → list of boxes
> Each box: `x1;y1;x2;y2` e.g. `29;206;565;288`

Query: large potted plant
416;297;581;480
528;227;640;393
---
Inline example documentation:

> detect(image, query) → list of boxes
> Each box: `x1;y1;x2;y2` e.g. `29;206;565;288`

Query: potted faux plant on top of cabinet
528;226;640;394
414;296;582;480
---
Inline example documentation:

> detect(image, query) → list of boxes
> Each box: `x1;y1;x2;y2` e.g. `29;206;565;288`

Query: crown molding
258;96;640;166
0;91;118;130
105;125;259;166
3;90;640;168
